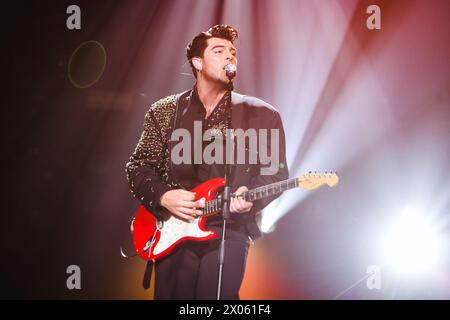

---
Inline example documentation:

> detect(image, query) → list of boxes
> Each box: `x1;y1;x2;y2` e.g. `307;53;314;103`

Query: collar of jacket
168;87;248;188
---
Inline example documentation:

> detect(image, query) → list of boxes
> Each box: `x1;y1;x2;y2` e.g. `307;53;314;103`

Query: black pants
154;225;250;300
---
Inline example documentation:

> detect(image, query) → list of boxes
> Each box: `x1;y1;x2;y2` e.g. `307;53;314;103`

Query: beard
202;67;231;88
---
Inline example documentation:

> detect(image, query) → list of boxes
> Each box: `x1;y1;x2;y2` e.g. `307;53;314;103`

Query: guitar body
132;177;225;261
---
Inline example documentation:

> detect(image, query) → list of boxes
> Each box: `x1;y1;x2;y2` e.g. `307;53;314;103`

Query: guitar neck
202;178;298;217
201;172;338;216
240;177;299;202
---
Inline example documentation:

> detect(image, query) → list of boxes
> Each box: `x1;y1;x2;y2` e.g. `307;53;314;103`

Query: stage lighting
258;202;279;234
259;218;276;234
381;205;443;275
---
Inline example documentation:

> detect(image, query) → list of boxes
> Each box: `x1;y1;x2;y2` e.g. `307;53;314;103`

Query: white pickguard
153;215;215;255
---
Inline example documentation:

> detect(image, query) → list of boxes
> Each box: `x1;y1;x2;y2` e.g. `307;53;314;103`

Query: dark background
2;0;449;299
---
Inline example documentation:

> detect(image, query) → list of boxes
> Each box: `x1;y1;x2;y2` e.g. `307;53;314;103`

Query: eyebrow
210;45;237;52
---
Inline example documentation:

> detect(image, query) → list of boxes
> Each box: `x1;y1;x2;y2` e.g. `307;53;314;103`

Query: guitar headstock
297;171;339;191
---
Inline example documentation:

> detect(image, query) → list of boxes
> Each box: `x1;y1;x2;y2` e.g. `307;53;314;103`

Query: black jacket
125;89;289;240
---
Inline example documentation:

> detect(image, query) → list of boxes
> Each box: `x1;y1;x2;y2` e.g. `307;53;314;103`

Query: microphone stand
216;80;234;300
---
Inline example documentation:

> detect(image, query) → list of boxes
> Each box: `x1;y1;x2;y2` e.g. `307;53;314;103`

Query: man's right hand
160;189;205;221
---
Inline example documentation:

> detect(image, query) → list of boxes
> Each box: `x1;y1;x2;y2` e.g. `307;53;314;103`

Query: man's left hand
230;186;253;214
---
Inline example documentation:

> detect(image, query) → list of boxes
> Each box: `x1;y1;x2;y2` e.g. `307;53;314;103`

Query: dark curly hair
186;24;238;78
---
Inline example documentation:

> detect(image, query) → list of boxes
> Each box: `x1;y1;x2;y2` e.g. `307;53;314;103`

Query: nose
226;50;235;62
226;56;236;65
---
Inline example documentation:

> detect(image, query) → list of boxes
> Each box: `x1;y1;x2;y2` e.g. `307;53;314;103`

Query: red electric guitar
131;172;338;261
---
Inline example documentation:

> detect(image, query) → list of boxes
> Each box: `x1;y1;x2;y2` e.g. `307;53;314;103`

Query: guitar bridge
143;240;153;252
143;223;161;253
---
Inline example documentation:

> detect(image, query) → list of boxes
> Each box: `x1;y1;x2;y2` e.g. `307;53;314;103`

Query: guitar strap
142;259;154;290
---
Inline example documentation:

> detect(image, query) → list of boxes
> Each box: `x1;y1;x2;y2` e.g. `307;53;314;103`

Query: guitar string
200;177;299;216
200;173;333;216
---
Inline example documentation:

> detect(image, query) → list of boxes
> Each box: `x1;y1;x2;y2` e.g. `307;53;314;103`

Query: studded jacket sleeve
125;108;172;220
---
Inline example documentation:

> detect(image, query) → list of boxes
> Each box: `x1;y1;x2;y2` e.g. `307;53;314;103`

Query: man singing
126;24;288;299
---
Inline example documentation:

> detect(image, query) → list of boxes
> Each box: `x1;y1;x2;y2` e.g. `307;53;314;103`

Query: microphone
224;64;237;80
